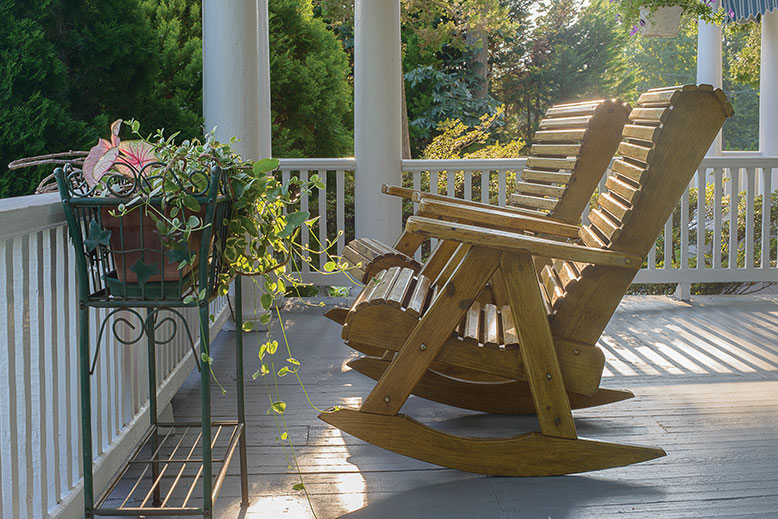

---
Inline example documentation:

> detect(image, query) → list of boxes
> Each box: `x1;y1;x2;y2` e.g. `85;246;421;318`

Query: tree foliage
269;0;353;158
493;0;635;144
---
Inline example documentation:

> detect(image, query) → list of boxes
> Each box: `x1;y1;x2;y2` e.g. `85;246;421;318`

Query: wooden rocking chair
339;98;632;285
320;85;733;476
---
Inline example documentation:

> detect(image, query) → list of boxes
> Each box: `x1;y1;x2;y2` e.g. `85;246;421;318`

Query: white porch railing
0;154;775;518
0;193;231;519
278;156;778;289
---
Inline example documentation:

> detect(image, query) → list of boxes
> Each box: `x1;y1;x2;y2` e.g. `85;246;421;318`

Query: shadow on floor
338;474;664;519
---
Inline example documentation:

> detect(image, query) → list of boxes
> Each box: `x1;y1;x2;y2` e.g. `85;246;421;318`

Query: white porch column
354;0;403;244
760;10;778;156
257;0;273;158
204;1;273;323
203;0;259;157
697;7;723;156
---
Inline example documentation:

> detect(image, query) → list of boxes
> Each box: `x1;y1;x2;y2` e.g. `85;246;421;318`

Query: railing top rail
277;157;356;170
402;158;527;171
699;156;778;168
0;192;64;242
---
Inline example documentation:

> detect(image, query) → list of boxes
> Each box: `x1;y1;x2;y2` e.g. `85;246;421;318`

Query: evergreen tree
139;0;204;139
270;0;353;157
0;0;89;198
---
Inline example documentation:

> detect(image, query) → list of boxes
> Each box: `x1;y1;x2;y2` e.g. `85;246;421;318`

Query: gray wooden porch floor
171;294;778;518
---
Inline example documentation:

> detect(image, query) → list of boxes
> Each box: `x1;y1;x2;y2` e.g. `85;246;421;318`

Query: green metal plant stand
56;164;249;518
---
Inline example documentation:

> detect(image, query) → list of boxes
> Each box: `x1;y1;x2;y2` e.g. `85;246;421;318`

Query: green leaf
187;215;200;228
183;195;200;213
260;313;271;325
260;363;269;376
267;340;278;355
323;261;336;272
280;432;288;440
84;220;112;251
242;321;254;332
292;483;305;491
260;293;272;310
129;259;159;286
278;366;290;377
286;357;300;366
253;158;279;175
200;353;213;364
286;211;309;228
269;401;286;415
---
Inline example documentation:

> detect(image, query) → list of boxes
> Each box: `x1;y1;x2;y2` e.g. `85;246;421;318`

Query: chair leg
500;252;576;438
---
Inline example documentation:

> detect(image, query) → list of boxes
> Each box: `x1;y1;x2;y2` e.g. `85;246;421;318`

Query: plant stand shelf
93;421;244;516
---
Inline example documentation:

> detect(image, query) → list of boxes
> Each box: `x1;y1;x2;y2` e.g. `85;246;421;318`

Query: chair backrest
544;85;733;344
510;99;631;224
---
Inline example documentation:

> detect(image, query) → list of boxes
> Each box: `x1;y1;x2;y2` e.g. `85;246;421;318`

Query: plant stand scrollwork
56;164;249;518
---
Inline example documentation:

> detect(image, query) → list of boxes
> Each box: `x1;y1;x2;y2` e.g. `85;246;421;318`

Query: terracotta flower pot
101;207;206;283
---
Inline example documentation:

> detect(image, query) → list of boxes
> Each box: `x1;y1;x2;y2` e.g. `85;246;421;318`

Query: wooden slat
597;192;631;222
499;304;519;345
529;144;581;156
605;175;641;204
637;89;680;106
349;238;382;261
368;266;402;305
541;265;564;307
544;102;603;118
587;208;622;241
386;268;415;308
526;157;578;170
362;237;396;256
509;193;557;211
611;159;648;183
355;269;389;311
579;225;607;249
534;129;587;142
618;142;654;164
629;107;671;123
464;302;481;343
482;304;499;346
515;182;566;198
554;259;579;289
622;124;661;143
539;116;592;130
520;169;572;184
405;275;431;318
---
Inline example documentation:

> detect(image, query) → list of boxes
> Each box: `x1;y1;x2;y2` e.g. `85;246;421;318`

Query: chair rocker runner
335;98;632;287
320;85;733;476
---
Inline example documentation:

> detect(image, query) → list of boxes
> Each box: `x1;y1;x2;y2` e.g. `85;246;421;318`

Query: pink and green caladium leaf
82;138;113;186
110;119;122;146
114;140;157;177
92;146;121;185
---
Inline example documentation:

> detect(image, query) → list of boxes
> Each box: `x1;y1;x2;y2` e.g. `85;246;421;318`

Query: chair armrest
405;216;641;269
381;184;568;223
417;199;580;239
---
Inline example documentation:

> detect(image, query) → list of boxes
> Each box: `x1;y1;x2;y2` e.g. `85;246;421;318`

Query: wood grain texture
406;216;641;269
418;199;581;238
347;356;634;415
319;408;665;476
501;253;577;438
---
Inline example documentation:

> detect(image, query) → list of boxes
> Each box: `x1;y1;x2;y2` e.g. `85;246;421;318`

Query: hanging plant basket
639;5;684;38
